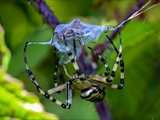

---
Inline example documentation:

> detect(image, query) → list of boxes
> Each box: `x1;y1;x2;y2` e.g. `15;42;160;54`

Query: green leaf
8;25;52;76
0;68;58;119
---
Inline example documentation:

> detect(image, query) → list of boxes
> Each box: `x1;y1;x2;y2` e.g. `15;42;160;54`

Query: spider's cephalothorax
68;73;106;102
24;29;124;109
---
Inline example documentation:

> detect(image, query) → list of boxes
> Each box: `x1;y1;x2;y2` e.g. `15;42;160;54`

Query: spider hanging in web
24;29;124;109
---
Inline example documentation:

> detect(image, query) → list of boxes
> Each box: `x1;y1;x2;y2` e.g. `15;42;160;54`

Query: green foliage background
0;0;160;119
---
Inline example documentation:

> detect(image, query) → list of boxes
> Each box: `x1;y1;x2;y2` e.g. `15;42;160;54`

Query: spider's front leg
88;30;124;90
63;35;85;80
88;46;110;76
24;42;72;109
105;30;124;89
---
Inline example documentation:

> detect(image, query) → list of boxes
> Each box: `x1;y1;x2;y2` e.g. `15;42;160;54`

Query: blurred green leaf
46;0;92;21
0;67;58;119
0;0;42;51
7;25;52;76
0;23;11;70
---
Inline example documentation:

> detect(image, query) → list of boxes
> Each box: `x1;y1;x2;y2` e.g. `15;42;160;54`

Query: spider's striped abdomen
80;84;105;102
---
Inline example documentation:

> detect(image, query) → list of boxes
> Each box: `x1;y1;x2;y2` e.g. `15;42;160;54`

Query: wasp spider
24;29;124;109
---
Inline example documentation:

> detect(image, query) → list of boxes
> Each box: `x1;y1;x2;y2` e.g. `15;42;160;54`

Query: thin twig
95;101;111;120
109;0;146;41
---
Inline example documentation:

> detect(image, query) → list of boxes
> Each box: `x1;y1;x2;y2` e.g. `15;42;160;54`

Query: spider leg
24;42;72;109
53;59;59;87
106;30;124;89
25;41;51;46
53;59;65;93
62;64;72;78
87;46;110;76
87;30;124;89
46;81;72;108
63;35;85;79
53;47;59;88
54;48;72;83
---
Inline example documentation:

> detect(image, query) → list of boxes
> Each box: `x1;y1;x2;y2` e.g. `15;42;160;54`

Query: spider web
51;18;110;64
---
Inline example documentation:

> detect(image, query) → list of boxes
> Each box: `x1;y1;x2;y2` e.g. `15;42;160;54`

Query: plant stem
29;0;60;29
